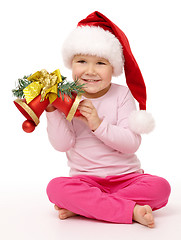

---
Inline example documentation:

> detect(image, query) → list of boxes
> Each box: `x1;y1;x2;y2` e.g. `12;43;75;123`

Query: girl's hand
77;99;102;131
46;104;57;112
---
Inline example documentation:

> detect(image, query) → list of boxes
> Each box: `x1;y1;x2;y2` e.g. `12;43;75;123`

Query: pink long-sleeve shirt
46;83;142;177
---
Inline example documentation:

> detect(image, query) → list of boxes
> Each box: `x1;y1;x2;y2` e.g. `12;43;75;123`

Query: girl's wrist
46;105;56;112
91;119;102;132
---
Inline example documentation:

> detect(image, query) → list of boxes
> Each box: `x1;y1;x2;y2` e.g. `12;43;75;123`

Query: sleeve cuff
93;118;107;137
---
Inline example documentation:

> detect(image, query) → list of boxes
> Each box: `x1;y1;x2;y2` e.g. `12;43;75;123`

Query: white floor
1;182;181;240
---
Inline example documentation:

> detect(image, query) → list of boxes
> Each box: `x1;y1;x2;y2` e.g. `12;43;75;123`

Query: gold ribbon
66;94;82;122
14;99;40;125
23;69;62;104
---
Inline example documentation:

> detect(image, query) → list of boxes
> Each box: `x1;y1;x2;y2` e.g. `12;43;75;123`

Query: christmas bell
14;95;49;133
52;92;82;121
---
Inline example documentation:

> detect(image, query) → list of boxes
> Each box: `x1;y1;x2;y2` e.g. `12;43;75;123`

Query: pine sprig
12;75;32;98
58;79;85;100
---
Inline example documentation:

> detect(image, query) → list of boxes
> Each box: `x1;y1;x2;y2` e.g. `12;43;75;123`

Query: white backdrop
1;0;181;239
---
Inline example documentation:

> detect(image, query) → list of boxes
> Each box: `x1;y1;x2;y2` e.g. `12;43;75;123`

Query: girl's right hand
46;104;57;112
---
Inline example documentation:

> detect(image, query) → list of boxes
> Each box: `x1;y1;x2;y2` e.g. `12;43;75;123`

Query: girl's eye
77;60;86;63
97;62;106;65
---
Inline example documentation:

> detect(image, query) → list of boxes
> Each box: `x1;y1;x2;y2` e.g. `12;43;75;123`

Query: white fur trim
62;26;124;76
128;110;155;134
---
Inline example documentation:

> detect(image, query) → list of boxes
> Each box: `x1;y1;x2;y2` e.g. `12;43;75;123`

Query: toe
58;209;77;219
59;213;66;220
148;222;155;228
59;209;67;219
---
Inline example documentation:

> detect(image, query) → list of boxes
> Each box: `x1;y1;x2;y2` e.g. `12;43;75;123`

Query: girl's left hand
77;99;102;131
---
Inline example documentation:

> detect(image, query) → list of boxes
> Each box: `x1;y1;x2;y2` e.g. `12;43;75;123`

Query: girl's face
72;55;113;98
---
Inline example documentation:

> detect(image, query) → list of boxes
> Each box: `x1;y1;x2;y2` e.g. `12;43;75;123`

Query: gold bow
23;69;62;104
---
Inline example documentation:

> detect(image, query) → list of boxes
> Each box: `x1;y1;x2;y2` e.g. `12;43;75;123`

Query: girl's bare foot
54;205;77;220
133;204;155;228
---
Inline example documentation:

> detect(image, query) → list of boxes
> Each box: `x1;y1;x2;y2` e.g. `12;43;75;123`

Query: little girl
46;11;171;228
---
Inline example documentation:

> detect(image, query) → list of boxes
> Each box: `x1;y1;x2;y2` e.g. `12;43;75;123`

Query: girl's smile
81;74;101;83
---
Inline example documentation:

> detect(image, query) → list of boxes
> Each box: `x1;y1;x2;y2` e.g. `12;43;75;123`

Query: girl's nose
85;63;96;75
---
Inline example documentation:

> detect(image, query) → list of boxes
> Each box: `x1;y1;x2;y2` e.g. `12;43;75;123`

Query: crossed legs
47;173;171;228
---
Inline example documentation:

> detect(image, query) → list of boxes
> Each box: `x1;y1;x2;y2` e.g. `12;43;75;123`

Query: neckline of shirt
82;83;114;101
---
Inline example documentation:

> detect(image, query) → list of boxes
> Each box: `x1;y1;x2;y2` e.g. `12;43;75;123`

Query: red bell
14;95;49;133
52;92;82;121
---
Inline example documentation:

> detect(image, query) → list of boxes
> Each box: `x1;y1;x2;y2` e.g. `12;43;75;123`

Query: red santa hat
62;11;155;134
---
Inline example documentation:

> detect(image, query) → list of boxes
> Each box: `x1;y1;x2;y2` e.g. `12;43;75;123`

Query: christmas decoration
12;69;84;133
22;120;36;133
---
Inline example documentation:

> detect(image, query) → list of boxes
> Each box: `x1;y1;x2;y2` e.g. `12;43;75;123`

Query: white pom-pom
128;110;155;134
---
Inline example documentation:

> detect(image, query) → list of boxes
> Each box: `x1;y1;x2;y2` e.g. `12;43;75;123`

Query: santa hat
62;11;155;134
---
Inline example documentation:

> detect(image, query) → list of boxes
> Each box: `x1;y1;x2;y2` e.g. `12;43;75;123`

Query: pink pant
46;172;171;223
